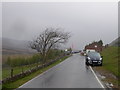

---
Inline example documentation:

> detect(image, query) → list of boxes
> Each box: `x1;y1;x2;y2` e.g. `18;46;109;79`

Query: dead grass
2;54;33;64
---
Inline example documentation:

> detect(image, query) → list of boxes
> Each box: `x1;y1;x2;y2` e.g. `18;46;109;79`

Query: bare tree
29;28;70;64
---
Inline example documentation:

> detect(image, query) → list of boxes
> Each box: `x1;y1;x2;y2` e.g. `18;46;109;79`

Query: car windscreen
87;52;101;58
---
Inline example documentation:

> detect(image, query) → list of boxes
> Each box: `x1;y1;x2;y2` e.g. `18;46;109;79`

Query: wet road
19;54;104;88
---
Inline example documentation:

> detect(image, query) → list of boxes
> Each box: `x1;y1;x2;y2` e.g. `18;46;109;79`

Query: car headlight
88;57;91;60
100;58;102;60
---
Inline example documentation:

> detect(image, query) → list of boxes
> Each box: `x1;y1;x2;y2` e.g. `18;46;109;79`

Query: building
84;42;103;52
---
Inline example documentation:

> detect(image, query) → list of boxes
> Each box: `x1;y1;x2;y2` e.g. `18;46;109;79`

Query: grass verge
93;46;119;88
101;47;118;77
2;62;41;79
2;55;70;89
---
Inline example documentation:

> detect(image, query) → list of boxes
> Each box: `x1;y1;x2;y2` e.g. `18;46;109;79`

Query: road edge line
89;66;105;88
18;56;71;88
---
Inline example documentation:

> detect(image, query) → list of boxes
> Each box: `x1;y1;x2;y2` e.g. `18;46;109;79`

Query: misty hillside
2;38;36;54
109;37;120;47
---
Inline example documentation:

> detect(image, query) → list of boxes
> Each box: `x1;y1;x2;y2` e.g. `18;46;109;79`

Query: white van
86;49;95;54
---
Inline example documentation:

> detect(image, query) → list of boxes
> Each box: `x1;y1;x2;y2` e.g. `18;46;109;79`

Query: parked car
80;51;86;56
85;52;103;66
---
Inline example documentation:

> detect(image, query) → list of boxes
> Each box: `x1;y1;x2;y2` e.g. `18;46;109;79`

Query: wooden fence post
11;68;13;78
22;67;23;73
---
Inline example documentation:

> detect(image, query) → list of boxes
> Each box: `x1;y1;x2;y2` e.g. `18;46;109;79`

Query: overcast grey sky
2;2;118;50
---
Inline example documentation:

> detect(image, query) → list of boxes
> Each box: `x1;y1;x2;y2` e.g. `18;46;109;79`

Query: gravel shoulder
92;66;118;89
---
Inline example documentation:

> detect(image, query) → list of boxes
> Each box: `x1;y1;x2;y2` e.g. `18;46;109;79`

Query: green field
2;55;70;89
2;62;41;79
2;50;64;79
96;46;119;87
101;46;119;77
2;53;41;79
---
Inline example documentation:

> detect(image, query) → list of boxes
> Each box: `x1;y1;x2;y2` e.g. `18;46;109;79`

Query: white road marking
89;66;105;89
18;56;71;88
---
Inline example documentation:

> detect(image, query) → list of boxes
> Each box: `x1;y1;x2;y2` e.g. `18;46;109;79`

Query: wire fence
2;54;70;84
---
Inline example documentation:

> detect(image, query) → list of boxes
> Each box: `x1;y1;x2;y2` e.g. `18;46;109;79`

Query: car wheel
100;63;102;66
86;62;89;66
91;64;94;67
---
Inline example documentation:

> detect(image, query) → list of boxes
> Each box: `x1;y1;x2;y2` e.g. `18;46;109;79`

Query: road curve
19;54;104;88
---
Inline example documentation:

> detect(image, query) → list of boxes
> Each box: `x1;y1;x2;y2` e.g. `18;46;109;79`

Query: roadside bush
5;50;64;67
47;49;63;60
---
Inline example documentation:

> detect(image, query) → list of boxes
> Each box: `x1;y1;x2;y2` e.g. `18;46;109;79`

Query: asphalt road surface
19;54;104;88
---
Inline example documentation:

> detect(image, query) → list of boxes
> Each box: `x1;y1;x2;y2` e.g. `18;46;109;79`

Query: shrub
5;50;63;67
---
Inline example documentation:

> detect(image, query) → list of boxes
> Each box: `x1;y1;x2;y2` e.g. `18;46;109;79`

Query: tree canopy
29;28;70;63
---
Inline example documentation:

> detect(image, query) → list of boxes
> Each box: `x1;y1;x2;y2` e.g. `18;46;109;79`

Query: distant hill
2;38;36;55
109;37;120;47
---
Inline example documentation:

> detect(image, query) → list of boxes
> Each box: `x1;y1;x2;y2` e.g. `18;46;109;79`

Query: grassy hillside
101;46;119;77
95;46;120;88
109;37;120;47
2;38;37;55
